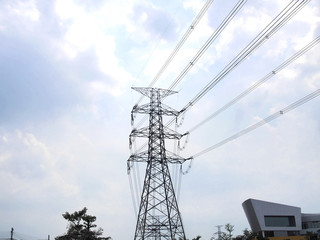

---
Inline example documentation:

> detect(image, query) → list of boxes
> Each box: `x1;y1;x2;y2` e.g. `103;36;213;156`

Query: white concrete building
242;199;320;238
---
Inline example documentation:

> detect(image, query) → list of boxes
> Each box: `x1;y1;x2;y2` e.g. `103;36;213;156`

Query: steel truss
128;87;192;240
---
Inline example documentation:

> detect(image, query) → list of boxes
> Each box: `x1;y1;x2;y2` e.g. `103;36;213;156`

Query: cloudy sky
0;0;319;239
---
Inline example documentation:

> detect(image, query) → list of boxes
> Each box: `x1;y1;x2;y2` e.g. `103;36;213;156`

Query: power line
188;35;320;132
179;0;310;115
133;0;310;154
167;0;248;90
135;0;214;105
134;0;247;130
128;173;138;218
192;88;320;158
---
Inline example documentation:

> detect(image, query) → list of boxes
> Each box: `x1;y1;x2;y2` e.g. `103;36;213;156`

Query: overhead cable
135;0;214;106
128;173;138;217
189;35;320;132
135;0;247;130
133;0;310;155
179;0;310;114
168;0;248;90
192;88;320;158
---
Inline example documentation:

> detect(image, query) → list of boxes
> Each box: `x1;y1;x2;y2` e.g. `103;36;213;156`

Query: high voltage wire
129;0;312;203
179;0;310;115
133;0;310;154
192;88;320;158
134;0;248;130
161;0;310;130
132;0;214;131
128;173;138;218
128;0;316;223
167;0;248;90
135;0;214;106
188;35;320;133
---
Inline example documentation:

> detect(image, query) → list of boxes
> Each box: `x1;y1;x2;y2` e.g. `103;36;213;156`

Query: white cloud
307;72;320;90
277;67;299;80
265;39;288;57
183;0;206;13
9;0;40;21
89;80;123;97
0;0;40;32
208;3;273;62
291;3;320;50
1;0;320;239
1;135;8;143
0;152;11;164
241;6;272;33
54;0;134;96
0;130;79;195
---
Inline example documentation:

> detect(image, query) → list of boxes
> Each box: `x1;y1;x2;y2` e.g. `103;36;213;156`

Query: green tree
220;224;234;240
306;231;319;240
55;207;111;240
234;228;257;240
192;236;202;240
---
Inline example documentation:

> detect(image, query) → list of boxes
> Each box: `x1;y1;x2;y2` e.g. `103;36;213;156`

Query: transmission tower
212;225;223;240
128;87;192;240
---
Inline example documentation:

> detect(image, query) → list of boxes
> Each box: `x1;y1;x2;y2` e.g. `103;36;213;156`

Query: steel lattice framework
128;87;192;240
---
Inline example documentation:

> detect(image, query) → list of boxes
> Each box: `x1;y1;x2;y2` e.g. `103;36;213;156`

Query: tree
220;224;234;240
234;228;257;240
55;207;111;240
192;236;202;240
306;231;320;240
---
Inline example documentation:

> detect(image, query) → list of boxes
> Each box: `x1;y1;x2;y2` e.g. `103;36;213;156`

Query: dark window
302;221;320;229
264;216;296;227
288;231;299;236
264;231;274;237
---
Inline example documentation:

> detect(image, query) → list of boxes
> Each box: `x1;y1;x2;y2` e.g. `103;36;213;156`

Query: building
242;198;320;238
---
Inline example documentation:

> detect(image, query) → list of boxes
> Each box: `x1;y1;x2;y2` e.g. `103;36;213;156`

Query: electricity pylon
128;87;192;240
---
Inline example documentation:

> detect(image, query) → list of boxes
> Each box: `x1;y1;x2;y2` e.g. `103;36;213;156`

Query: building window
264;231;274;237
264;216;296;227
302;221;320;229
287;231;299;236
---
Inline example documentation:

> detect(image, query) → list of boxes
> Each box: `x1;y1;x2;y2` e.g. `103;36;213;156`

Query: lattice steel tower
128;87;192;240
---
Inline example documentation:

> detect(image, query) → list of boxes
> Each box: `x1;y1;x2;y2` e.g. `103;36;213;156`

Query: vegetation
55;207;111;240
211;224;262;240
221;224;235;240
192;236;202;240
306;231;320;240
234;228;258;240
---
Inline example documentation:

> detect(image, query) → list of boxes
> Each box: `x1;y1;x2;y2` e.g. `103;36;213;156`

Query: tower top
132;87;177;100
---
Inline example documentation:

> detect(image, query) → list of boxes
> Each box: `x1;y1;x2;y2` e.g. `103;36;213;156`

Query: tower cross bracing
128;87;192;240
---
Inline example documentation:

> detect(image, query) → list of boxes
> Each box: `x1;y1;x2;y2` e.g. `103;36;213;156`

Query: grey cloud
0;4;117;127
0;34;80;126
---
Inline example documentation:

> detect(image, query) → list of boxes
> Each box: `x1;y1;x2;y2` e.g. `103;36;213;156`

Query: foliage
192;236;202;240
234;228;257;240
220;224;234;240
211;224;258;240
306;231;320;240
55;207;111;240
